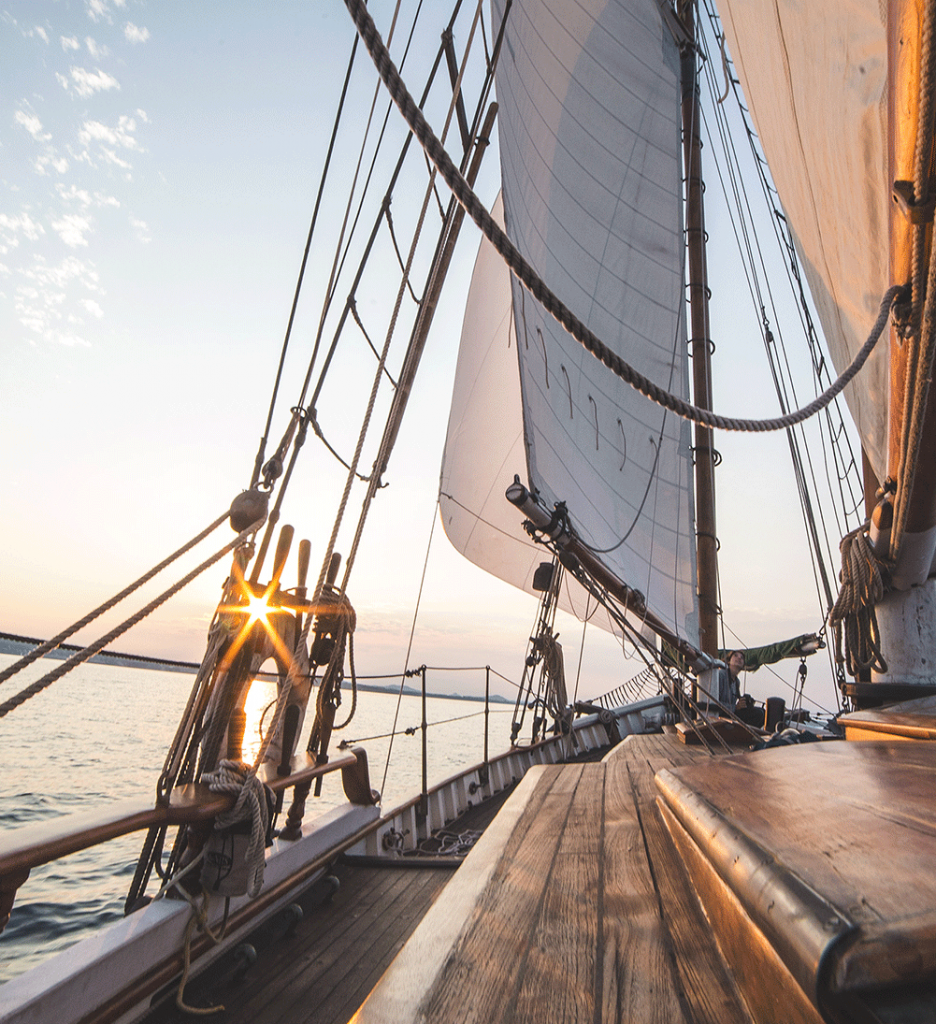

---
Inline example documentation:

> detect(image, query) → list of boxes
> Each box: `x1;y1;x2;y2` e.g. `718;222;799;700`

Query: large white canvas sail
716;0;890;480
442;0;697;643
493;0;697;642
439;197;661;633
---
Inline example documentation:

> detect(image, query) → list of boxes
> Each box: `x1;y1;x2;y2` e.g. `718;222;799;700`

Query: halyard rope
343;0;901;433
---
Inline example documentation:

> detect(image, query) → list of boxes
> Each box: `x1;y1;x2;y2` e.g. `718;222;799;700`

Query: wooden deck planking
144;732;768;1024
142;862;452;1024
355;733;761;1023
249;866;445;1024
615;738;753;1024
422;764;584;1024
511;763;602;1024
303;872;450;1024
601;751;688;1024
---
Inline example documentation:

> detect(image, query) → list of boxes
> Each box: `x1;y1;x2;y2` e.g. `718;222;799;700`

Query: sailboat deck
352;730;755;1024
140;728;936;1023
138;731;743;1024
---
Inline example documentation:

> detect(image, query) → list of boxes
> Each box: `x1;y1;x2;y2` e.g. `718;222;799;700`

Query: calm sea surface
0;652;512;984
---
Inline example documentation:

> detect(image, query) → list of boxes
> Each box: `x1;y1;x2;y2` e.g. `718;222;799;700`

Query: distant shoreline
0;632;511;704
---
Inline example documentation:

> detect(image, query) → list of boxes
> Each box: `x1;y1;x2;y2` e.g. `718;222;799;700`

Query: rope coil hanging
202;760;273;899
828;528;888;677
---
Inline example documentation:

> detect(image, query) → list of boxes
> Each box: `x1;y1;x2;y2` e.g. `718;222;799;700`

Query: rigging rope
0;515;266;719
0;510;230;688
343;0;901;434
891;0;936;561
250;33;362;489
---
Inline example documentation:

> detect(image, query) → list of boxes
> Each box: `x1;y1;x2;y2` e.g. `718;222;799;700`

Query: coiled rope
202;760;272;899
828;527;887;676
343;0;901;433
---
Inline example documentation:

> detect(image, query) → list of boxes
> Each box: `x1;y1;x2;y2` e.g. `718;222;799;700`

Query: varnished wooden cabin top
838;692;936;740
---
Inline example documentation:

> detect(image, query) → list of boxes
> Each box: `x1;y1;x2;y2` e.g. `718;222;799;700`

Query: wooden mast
680;0;719;659
865;0;936;704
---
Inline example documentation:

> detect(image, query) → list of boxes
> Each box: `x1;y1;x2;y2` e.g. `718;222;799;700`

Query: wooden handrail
0;751;364;878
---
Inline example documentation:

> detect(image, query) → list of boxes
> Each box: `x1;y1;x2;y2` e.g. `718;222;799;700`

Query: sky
1;0;854;715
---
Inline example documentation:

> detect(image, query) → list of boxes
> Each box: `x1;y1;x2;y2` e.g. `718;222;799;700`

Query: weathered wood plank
601;756;688;1024
420;765;583;1024
511;763;603;1024
250;867;439;1023
349;764;572;1023
616;743;753;1024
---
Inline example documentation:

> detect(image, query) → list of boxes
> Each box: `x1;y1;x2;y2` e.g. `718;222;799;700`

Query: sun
245;592;271;624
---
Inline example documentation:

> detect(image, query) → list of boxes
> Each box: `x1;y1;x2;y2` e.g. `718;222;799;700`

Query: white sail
439;197;656;634
439;196;536;589
716;0;890;481
489;0;698;643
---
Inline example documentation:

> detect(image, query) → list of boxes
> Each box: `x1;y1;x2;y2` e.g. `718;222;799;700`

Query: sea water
0;653;512;983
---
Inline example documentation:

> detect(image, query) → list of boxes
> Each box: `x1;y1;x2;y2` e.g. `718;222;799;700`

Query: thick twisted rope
343;0;900;433
828;528;887;676
891;0;936;561
0;516;265;719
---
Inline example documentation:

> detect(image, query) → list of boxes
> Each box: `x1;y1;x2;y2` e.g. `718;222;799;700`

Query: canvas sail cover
441;0;698;644
716;0;890;481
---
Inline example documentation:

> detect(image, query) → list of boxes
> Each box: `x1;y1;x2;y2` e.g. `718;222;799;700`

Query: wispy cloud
34;155;70;176
85;36;108;59
28;25;50;44
124;23;149;44
61;35;80;51
78;115;142;151
0;212;45;254
55;184;121;210
130;216;150;243
57;66;120;98
51;214;93;248
16;255;103;347
14;110;52;143
76;114;145;175
86;0;126;23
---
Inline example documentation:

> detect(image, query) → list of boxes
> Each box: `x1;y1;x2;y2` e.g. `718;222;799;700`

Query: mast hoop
344;0;902;434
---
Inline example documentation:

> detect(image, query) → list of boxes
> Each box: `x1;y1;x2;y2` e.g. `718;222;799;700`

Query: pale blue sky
1;0;845;712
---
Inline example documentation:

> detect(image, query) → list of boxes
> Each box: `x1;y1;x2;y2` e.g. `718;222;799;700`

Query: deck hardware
284;903;303;935
233;942;257;979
